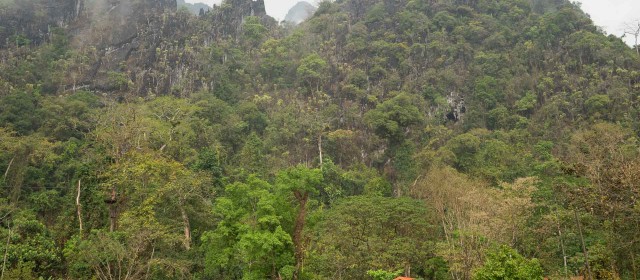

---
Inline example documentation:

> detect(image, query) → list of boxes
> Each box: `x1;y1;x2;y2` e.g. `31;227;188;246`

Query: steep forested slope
0;0;639;279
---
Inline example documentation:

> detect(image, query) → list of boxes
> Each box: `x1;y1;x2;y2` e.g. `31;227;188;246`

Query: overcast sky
185;0;318;21
186;0;639;45
577;0;639;46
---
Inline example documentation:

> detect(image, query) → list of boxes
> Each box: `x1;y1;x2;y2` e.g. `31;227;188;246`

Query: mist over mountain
283;1;316;24
0;0;639;279
177;0;211;15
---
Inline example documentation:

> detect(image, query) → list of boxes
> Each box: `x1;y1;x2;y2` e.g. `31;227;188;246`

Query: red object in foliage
393;277;415;280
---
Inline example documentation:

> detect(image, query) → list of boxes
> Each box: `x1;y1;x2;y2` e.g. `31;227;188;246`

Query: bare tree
624;20;640;55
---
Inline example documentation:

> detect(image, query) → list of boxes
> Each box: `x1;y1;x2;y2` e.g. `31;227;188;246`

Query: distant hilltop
284;1;317;24
177;0;211;15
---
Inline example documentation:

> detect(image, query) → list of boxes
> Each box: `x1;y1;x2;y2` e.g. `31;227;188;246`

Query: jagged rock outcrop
446;92;466;122
77;0;180;92
210;0;270;38
1;0;272;95
84;0;176;47
0;0;84;47
50;0;85;25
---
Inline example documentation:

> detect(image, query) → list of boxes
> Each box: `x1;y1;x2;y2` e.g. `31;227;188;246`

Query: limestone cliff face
86;0;273;94
223;0;266;17
85;0;177;47
0;0;84;46
77;0;181;92
209;0;269;38
49;0;84;25
1;0;270;95
0;0;178;48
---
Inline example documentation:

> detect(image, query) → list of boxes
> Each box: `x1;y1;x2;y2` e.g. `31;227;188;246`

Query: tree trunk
109;204;117;232
179;201;191;250
553;211;568;278
575;209;593;280
1;222;11;280
632;253;637;280
76;179;83;236
108;188;117;232
318;134;323;169
292;191;309;280
145;244;156;280
2;156;14;182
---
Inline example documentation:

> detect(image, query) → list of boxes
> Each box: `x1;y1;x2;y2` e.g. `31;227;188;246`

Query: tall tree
276;166;323;280
201;176;293;279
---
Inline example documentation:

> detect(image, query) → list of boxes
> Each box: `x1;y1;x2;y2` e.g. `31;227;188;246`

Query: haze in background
577;0;639;46
184;0;319;21
186;0;639;46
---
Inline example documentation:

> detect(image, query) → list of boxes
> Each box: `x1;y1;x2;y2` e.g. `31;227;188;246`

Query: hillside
0;0;639;279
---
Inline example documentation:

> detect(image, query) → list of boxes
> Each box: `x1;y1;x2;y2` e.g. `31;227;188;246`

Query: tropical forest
0;0;639;279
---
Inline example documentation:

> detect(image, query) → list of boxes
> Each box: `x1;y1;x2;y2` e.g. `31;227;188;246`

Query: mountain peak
284;1;316;24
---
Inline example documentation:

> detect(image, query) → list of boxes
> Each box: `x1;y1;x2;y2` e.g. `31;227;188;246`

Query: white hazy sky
185;0;318;21
577;0;639;46
186;0;639;45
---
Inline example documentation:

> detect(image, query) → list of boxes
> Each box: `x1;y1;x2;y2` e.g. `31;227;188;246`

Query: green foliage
193;147;224;188
0;91;40;135
0;211;60;277
364;92;423;143
473;246;544;280
242;16;268;49
0;0;639;278
308;196;436;279
1;261;38;280
584;94;610;117
107;71;131;91
38;91;100;140
367;269;403;280
65;229;193;279
424;257;452;280
276;165;323;196
296;53;328;92
201;176;293;279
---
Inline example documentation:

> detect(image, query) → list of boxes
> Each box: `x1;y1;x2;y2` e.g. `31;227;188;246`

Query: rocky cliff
0;0;84;46
0;0;273;95
0;0;180;48
209;0;269;38
74;0;182;92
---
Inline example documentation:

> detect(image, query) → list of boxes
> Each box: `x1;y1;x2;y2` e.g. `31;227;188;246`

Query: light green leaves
473;246;544;280
202;176;293;279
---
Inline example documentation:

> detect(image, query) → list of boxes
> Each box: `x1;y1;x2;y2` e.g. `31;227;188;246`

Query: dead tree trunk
179;200;191;250
624;21;640;56
318;134;323;169
2;156;14;182
553;210;569;278
1;222;11;280
76;179;83;236
106;188;117;232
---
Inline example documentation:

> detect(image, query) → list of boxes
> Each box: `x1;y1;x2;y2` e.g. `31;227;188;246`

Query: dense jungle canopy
0;0;639;279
